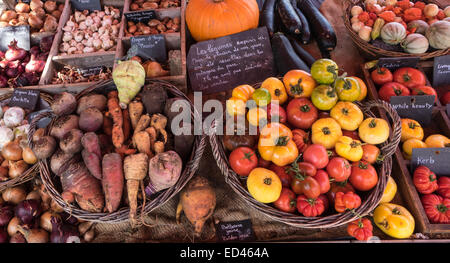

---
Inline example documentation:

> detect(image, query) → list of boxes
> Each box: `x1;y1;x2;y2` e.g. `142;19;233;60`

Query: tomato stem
263;177;272;185
276;136;290;146
436;204;448;213
322;127;331;135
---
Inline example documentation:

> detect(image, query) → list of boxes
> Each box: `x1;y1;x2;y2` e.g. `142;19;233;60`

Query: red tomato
314;170;331;194
421;194;450;224
437;177;450;199
292;129;310;153
267;102;287;124
349;161;378;191
342;130;360;141
291;176;321;199
229;147;258;176
361;144;381;164
393;67;426;89
347;218;373;241
303;144;329;169
378;82;410;102
371;67;393;86
296;195;326;217
334;191;362;213
269;164;292;188
327;181;355;204
413;165;438;194
440;91;450;105
411;86;438;103
296;162;317;177
273;188;297;213
327;157;351;182
286;98;318;129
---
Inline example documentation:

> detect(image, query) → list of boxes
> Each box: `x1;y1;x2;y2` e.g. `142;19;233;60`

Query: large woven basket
0;91;53;192
28;79;206;223
343;0;450;60
210;100;402;228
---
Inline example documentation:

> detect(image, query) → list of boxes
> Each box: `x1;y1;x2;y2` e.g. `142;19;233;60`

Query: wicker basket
343;0;450;60
209;100;402;228
28;79;206;223
0;91;53;192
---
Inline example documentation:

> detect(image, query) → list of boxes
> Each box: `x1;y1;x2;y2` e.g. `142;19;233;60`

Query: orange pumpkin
185;0;260;42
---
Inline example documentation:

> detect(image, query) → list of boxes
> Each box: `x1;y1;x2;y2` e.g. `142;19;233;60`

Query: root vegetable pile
130;0;181;11
124;16;181;37
51;65;112;85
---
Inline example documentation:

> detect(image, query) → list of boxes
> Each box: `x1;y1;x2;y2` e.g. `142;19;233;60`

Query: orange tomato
260;77;288;104
353;76;368;101
401;119;424;142
402;138;427;160
232;85;255;102
283;70;317;98
258;123;299;166
424;134;450;148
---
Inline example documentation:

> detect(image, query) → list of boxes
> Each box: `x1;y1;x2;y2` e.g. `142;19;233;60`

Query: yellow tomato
232;85;255;102
311;118;343;149
334;77;361;102
283;70;317;98
330;101;364;131
400;119;423;142
258;123;299;166
226;97;246;116
247;107;267;127
260;77;288;104
358;118;390;145
353;76;368;101
335;136;363;162
373;203;415;239
247;168;282;203
424;134;450;148
402;138;427;160
380;176;397;204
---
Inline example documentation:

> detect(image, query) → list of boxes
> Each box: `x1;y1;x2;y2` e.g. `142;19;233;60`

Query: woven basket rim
0;91;53;191
209;98;402;228
28;80;206;224
342;0;450;60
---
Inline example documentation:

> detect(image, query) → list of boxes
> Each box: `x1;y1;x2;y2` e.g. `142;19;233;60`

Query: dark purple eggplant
287;36;317;67
290;0;311;44
297;0;336;52
277;0;302;35
271;32;310;76
259;0;277;37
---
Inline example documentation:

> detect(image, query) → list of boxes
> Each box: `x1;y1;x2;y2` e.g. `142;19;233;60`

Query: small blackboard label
411;148;450;176
378;57;420;70
8;88;40;110
124;10;156;24
70;0;101;12
130;34;167;63
77;66;104;77
433;55;450;87
216;219;255;242
28;109;51;129
0;25;30;52
390;95;434;126
187;27;275;94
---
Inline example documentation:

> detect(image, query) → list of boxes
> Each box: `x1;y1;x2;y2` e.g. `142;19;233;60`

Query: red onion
0;75;7;88
0;51;5;59
5;40;27;62
9;233;26;243
6;60;21;78
61;212;78;225
25;53;46;73
0;228;8;243
0;204;14;226
50;217;80;243
0;60;8;69
14;199;42;224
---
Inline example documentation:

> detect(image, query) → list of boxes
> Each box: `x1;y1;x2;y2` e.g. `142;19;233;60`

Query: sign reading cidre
187;27;275;94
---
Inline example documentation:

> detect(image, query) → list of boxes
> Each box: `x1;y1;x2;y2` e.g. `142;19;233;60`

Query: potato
77;94;107;115
79;108;103;132
50;115;79;140
60;129;83;154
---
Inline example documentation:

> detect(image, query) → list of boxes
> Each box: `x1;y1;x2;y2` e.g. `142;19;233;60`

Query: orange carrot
107;91;124;148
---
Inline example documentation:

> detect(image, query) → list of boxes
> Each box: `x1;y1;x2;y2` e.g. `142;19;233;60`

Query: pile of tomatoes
225;59;393;219
370;66;438;102
413;166;450;224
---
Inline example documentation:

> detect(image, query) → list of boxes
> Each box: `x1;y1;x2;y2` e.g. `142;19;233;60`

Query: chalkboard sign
216;219;255;242
390;95;434;126
433;55;450;87
70;0;101;12
0;25;30;52
187;27;275;94
130;34;167;63
8;88;40;110
378;57;420;70
77;66;105;77
124;10;156;24
28;109;51;129
411;148;450;176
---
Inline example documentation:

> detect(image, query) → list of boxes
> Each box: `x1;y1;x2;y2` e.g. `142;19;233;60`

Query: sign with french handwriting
390;95;434;126
377;57;420;71
70;0;101;12
433;55;450;87
8;88;40;110
216;219;255;242
411;148;450;176
130;34;167;63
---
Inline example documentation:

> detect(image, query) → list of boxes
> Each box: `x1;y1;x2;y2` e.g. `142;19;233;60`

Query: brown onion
32;136;56;160
17;226;48;243
26;190;41;201
32;128;45;142
51;10;61;19
30;0;44;11
50;199;64;213
0;166;8;181
2;187;26;205
28;13;43;29
7;217;21;236
40;211;60;232
15;3;30;13
22;147;37;165
31;7;45;19
44;1;56;13
8;160;28;179
0;11;17;22
2;142;22;161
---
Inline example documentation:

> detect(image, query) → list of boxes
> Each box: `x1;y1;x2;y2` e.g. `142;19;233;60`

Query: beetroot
145;151;182;195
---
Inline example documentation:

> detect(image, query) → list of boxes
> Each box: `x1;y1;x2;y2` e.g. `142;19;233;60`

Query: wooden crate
362;61;450;234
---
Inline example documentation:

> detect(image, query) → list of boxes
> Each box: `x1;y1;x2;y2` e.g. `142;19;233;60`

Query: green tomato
311;85;338;111
335;77;361;102
252;88;271;107
311;59;339;85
